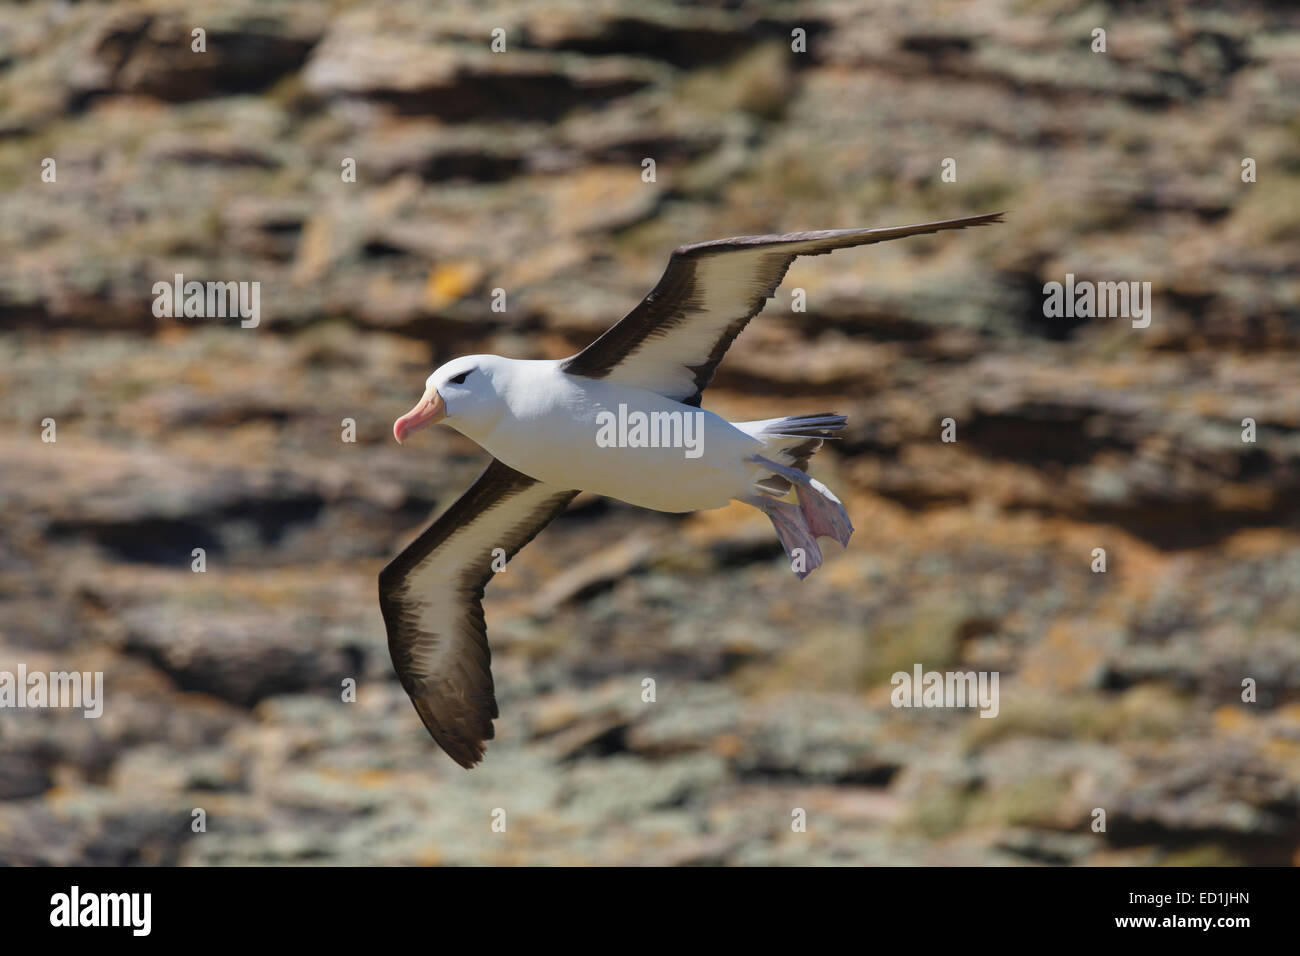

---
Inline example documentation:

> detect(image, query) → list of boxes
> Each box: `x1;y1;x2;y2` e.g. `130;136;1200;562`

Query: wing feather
379;458;577;768
561;212;1004;405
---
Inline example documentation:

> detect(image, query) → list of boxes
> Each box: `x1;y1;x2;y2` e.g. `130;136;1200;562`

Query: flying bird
380;212;1003;767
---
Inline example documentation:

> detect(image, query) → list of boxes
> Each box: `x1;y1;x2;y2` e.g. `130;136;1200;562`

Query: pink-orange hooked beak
393;387;446;444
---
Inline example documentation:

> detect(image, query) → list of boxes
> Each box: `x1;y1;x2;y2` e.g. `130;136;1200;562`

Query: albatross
380;211;1004;767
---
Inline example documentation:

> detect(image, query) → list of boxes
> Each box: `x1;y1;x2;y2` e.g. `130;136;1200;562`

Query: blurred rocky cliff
0;0;1298;864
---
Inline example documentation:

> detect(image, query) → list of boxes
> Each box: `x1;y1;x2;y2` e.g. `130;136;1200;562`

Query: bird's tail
737;414;853;579
736;413;846;495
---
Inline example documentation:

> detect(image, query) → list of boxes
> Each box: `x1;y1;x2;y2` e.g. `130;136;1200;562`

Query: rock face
1;0;1298;866
67;11;323;107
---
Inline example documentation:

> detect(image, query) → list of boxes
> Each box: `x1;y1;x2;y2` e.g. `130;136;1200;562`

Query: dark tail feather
752;413;847;439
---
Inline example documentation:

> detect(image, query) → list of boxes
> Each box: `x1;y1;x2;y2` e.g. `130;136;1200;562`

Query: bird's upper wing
561;212;1004;406
379;458;578;768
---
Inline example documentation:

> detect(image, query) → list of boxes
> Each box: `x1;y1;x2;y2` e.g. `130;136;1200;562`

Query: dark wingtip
441;739;486;770
952;211;1006;227
411;698;491;769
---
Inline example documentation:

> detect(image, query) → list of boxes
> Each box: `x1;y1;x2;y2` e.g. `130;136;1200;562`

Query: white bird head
393;354;507;444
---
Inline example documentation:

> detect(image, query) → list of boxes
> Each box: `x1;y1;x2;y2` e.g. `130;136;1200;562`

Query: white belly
469;375;761;512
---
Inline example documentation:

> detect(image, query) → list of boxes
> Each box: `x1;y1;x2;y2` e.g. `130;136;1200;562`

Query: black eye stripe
449;371;470;385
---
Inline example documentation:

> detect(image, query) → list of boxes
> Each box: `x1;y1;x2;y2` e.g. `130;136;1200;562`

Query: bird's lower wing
561;212;1004;406
378;458;578;768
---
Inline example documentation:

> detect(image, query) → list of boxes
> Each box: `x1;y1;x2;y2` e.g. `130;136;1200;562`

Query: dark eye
449;371;470;385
